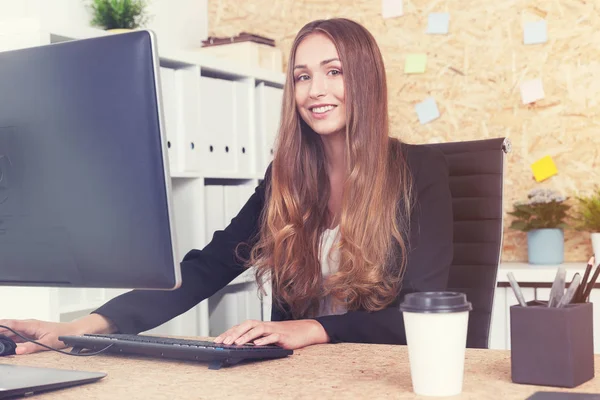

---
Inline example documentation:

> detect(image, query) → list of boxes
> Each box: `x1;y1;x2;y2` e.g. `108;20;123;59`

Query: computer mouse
0;334;17;356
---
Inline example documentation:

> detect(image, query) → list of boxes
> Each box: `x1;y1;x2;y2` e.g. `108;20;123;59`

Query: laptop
0;364;106;398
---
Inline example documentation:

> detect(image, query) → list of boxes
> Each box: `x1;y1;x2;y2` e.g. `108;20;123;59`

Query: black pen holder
510;300;594;388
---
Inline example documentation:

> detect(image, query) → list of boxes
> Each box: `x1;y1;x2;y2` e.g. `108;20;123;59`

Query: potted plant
508;188;570;265
88;0;150;33
571;187;600;258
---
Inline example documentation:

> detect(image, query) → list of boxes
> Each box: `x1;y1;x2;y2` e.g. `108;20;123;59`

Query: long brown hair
247;18;414;319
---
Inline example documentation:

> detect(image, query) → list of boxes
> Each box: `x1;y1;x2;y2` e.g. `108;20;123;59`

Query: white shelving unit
0;24;285;338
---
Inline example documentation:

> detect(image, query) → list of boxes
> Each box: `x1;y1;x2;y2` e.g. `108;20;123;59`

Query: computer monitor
0;30;181;290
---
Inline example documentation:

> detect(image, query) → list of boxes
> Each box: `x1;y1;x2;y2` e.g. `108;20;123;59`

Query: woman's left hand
213;319;330;350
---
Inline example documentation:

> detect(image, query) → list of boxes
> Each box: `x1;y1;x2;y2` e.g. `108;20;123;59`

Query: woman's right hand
0;314;116;355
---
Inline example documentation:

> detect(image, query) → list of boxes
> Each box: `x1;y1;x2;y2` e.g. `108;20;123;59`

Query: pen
507;272;527;307
558;273;581;307
574;256;594;303
580;262;600;303
548;266;566;308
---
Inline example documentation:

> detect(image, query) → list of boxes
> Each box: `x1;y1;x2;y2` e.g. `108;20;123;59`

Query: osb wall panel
207;0;600;263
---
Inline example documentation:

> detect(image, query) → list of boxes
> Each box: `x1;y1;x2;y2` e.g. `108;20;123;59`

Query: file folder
159;67;180;173
175;67;203;172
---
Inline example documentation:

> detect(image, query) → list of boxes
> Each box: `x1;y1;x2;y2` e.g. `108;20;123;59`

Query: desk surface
2;342;600;399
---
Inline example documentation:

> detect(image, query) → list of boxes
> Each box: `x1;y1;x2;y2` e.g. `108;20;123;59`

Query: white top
317;225;347;317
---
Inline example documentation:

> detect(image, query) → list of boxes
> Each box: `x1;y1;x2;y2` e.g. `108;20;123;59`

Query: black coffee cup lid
399;291;472;314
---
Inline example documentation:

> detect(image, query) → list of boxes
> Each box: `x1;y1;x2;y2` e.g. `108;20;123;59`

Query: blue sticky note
524;20;547;45
415;97;440;124
426;13;450;34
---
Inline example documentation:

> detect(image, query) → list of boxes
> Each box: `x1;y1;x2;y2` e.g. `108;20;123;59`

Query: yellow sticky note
531;156;558;182
520;78;545;104
405;54;427;74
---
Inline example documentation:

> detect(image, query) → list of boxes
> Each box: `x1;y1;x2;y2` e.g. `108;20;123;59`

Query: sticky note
405;54;427;74
382;0;403;19
415;97;440;124
426;13;450;34
520;78;545;104
531;156;558;182
524;20;548;45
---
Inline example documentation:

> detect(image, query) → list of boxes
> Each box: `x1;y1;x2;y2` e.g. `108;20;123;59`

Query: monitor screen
0;30;180;290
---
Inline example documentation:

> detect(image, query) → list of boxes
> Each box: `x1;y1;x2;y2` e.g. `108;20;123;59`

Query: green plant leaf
509;220;529;232
88;0;149;30
570;187;600;231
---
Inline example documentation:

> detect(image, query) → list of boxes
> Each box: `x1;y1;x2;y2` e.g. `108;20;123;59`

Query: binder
223;183;257;225
174;67;203;172
199;76;236;176
158;67;180;173
208;291;240;337
233;79;255;175
242;286;263;321
264;86;283;163
223;185;241;226
238;183;257;210
255;82;283;173
171;179;205;256
203;185;225;245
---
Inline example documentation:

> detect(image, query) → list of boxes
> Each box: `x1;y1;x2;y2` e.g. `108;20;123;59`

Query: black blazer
92;143;453;345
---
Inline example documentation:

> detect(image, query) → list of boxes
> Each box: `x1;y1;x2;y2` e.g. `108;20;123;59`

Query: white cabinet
491;263;600;353
0;25;284;338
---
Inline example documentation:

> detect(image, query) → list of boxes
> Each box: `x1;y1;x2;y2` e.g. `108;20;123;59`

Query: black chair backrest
425;137;511;348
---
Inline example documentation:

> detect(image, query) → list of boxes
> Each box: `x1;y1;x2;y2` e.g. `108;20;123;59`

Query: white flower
527;188;565;205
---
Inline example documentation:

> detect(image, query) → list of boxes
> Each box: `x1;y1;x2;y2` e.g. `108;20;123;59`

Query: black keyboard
58;333;293;369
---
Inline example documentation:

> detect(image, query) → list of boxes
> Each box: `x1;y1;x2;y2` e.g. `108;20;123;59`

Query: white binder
233;79;255;175
199;76;236;176
223;185;241;226
255;83;283;174
159;66;180;173
208;291;240;337
174;67;203;172
203;185;225;244
238;183;257;210
265;85;283;163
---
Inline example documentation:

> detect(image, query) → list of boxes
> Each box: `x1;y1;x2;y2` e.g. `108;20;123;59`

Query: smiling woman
1;18;454;355
249;18;418;324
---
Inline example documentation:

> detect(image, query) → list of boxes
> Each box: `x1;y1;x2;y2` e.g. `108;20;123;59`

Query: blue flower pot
527;228;564;265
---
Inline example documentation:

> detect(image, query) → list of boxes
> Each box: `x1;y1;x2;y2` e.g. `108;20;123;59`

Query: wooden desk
2;343;600;399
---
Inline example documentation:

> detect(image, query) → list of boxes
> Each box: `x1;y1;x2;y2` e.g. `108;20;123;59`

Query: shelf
19;24;286;86
170;171;203;179
170;171;263;180
160;48;286;86
203;172;263;180
498;262;585;283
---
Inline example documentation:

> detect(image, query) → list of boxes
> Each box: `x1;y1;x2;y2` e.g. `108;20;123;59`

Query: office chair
425;137;511;349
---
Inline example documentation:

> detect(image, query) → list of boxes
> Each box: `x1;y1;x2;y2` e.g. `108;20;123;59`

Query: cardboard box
199;33;283;72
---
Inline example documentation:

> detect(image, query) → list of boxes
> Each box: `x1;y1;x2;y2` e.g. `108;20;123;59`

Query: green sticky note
405;54;427;74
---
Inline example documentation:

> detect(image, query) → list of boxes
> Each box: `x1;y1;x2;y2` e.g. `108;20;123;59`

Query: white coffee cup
399;291;472;397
